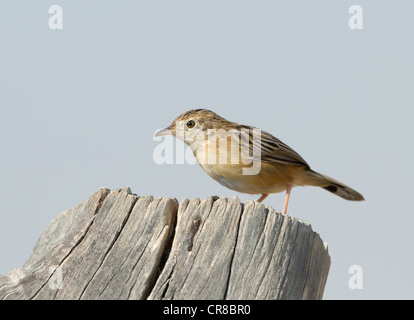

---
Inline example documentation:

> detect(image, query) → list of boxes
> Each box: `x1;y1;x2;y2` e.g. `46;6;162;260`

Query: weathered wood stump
0;188;330;300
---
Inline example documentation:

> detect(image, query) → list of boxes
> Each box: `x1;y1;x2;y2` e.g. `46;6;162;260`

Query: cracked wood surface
0;188;330;300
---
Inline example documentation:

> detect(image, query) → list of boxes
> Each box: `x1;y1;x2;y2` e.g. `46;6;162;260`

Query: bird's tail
304;170;365;201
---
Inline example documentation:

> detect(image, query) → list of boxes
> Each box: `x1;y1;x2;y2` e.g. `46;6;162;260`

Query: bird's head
155;109;233;146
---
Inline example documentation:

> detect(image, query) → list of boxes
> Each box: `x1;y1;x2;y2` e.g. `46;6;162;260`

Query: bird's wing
260;132;310;167
239;126;310;168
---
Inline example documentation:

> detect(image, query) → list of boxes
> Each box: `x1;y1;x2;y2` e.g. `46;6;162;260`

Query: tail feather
305;170;365;201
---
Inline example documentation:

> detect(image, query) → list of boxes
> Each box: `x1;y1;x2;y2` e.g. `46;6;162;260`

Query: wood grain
0;188;330;300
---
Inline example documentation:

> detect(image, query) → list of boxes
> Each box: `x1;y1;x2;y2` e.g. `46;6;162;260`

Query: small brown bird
155;109;364;214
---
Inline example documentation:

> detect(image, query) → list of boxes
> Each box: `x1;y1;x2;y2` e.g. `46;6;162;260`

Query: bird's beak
154;126;173;137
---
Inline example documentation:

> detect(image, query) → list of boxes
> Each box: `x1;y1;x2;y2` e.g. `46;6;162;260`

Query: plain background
1;1;413;299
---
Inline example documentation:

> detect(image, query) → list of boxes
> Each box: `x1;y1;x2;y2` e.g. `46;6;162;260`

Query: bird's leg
282;184;292;214
257;194;268;203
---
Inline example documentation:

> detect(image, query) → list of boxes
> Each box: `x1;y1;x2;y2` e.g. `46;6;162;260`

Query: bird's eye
186;120;196;128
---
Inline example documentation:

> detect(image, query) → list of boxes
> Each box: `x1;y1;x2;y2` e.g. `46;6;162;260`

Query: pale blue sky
1;1;413;299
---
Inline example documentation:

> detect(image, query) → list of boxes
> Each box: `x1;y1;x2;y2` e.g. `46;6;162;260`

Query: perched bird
155;109;364;214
